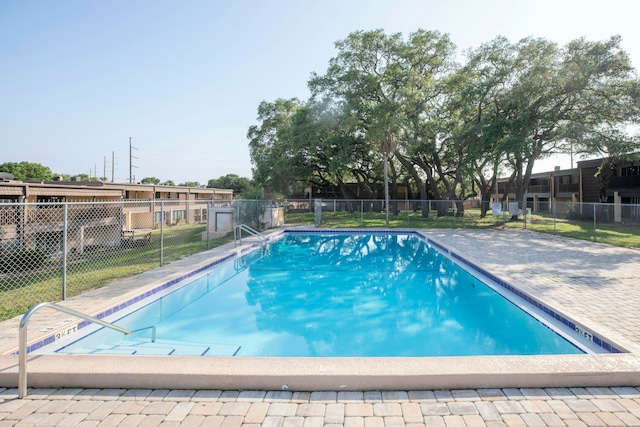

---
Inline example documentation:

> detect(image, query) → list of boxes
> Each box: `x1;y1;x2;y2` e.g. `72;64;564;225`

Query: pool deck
1;228;640;426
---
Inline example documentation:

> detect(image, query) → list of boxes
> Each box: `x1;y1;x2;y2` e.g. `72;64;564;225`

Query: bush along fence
1;198;638;321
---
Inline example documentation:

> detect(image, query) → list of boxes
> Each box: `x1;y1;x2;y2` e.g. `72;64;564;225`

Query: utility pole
129;137;138;184
103;156;107;181
111;151;115;182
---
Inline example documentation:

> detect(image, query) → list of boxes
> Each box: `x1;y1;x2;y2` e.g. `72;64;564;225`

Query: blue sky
1;0;639;185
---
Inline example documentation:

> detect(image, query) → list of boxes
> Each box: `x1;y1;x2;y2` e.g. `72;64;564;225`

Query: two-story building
494;167;580;214
492;154;640;220
0;179;232;253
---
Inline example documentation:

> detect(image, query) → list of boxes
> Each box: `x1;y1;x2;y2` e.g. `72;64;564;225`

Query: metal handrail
234;224;267;250
18;302;153;398
130;325;157;342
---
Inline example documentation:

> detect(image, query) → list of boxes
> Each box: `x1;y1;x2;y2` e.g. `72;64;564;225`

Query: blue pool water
54;232;584;357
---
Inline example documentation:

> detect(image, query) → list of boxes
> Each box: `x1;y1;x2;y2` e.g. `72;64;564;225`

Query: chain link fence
284;198;640;246
0;199;267;321
2;198;638;322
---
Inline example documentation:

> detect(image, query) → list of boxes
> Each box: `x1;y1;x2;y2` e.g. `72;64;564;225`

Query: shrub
0;249;47;273
565;208;584;221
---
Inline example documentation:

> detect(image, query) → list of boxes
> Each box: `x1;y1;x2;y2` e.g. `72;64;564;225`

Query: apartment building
0;179;232;253
492;155;640;219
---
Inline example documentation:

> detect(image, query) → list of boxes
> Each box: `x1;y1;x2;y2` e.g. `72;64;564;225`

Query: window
558;175;577;184
172;210;186;222
620;165;639;176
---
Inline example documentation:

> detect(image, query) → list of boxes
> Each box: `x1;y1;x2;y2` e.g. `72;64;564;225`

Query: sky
1;0;639;185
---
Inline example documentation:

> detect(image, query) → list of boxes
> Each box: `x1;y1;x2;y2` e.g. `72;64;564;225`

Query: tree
249;96;382;202
0;162;53;181
309;29;460;215
247;31;640;211
207;174;252;195
179;181;198;187
287;98;383;203
450;36;520;217
248;98;309;194
141;177;161;184
162;180;175;186
501;36;640;203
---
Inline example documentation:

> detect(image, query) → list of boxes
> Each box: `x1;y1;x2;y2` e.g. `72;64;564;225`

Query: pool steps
58;338;240;357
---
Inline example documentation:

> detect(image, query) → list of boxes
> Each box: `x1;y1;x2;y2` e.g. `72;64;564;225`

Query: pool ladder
234;224;268;253
18;302;156;398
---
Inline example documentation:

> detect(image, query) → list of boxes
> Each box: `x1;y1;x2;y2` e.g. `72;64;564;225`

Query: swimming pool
38;230;604;357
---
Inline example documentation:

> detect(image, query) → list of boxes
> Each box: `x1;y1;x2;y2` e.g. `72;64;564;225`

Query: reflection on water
236;233;579;356
61;233;583;356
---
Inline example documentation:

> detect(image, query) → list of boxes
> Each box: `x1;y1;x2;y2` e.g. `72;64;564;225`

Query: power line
129;137;138;184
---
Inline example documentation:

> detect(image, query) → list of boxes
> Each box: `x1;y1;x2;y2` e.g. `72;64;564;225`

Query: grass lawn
0;224;234;321
2;210;637;322
286;209;640;249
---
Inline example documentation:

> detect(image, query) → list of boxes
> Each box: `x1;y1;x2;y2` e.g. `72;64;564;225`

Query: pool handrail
234;224;267;251
18;301;148;398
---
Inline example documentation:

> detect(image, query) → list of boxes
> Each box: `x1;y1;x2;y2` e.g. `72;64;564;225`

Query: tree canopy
207;174;252;195
0;162;53;181
248;30;640;214
141;177;161;184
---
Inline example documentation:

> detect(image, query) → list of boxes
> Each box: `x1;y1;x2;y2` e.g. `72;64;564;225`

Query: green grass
287;209;640;249
0;224;234;321
3;210;637;321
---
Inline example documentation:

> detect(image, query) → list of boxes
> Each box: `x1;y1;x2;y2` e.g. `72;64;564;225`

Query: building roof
0;180;233;199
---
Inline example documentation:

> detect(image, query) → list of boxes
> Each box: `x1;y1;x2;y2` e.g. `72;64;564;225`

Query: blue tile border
285;228;418;236
22;228;623;355
22;251;240;355
285;229;621;353
422;236;623;354
23;231;292;355
286;229;622;354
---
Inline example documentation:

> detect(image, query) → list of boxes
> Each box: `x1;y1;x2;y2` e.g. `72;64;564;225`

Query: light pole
384;150;389;226
379;136;397;227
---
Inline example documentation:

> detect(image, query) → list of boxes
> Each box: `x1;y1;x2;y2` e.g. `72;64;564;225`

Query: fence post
160;201;164;267
553;201;556;234
593;203;597;242
503;209;506;229
453;204;457;228
62;202;68;300
360;200;364;227
206;201;211;250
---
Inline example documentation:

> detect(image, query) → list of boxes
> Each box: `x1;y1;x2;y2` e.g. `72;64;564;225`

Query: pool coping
2;227;640;391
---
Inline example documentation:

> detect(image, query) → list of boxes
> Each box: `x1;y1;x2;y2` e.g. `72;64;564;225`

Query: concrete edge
2;353;640;391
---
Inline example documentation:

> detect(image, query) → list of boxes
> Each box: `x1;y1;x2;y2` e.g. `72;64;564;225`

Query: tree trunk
395;153;429;217
389;160;399;215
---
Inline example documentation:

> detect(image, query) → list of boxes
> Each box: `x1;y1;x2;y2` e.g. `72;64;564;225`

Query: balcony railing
610;176;640;189
526;185;550;194
496;185;551;194
557;183;579;193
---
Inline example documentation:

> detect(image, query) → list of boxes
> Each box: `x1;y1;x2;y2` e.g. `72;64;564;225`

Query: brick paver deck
3;387;640;426
1;228;639;426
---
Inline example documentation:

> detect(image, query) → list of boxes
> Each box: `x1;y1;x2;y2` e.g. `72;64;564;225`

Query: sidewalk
2;228;640;426
2;387;640;426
